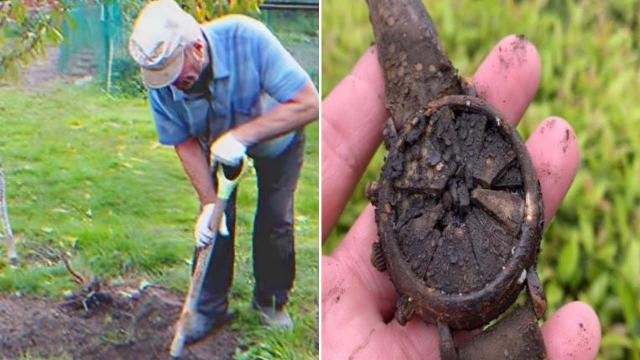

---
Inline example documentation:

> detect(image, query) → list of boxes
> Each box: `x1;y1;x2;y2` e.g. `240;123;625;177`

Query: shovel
170;156;251;359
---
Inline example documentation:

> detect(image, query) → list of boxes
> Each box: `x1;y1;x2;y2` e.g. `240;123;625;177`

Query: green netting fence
56;1;318;97
58;2;142;95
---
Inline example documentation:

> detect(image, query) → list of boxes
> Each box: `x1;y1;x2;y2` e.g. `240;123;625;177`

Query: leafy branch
0;1;67;79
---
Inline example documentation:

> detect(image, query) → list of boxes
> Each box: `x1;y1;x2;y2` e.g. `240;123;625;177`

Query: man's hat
128;0;201;89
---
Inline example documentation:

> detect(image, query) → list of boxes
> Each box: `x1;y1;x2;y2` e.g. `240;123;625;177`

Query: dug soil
0;285;236;359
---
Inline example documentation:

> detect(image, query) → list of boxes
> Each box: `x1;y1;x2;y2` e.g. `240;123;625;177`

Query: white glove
210;132;247;166
194;203;230;249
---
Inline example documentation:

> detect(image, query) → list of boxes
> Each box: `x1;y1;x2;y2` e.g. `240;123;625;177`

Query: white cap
128;0;201;88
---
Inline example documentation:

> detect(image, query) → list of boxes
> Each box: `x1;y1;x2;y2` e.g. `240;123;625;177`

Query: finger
542;301;601;360
214;156;234;167
201;228;214;238
385;319;440;359
322;255;389;358
378;301;601;360
526;117;580;222
198;236;213;248
472;35;541;126
321;315;441;360
327;205;397;318
322;47;387;240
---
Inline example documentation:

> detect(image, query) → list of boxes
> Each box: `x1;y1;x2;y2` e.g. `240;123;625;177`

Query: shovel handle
215;156;249;201
170;156;251;358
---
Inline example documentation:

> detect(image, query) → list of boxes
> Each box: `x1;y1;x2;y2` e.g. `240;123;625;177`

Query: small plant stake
0;163;18;264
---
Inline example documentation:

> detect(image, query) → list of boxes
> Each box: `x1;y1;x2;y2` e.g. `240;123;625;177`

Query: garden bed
0;284;235;359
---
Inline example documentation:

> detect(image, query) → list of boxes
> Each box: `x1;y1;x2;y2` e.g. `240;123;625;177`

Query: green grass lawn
323;1;640;359
0;82;318;358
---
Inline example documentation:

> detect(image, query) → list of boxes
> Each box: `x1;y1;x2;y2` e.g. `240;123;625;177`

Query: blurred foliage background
322;0;640;359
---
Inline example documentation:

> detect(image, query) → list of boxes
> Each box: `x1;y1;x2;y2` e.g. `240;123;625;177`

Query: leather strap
455;302;546;360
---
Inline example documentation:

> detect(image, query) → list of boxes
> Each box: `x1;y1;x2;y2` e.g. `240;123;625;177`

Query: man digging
128;0;318;344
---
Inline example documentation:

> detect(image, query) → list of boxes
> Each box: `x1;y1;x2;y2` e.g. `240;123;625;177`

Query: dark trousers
195;131;305;317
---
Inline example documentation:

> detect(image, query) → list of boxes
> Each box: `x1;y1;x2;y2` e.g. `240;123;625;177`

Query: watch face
388;103;527;293
371;96;543;330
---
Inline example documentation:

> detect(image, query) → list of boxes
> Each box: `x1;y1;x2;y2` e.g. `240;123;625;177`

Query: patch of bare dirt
0;285;236;359
0;46;97;91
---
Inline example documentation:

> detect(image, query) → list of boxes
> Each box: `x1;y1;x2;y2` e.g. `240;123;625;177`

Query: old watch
364;1;548;359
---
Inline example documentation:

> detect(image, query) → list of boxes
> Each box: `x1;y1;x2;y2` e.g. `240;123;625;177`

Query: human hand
322;36;601;359
210;132;247;167
194;203;229;249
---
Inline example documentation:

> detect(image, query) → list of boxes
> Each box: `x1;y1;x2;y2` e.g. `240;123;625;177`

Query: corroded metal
366;0;547;358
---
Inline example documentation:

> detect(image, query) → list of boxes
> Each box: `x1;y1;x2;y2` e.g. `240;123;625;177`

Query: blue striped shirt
149;15;310;157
